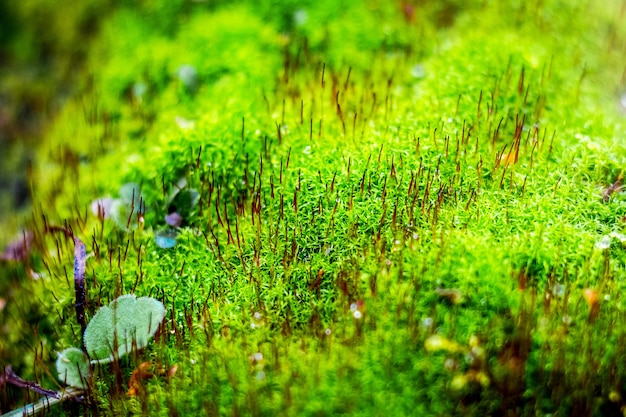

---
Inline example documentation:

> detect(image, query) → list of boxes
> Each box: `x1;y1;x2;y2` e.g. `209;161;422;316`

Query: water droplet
552;283;565;297
177;65;198;91
294;9;308;26
155;229;178;249
411;64;426;79
132;82;147;102
595;235;611;250
175;116;195;130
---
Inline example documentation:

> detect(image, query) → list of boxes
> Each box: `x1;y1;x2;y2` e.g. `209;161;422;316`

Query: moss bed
2;0;626;415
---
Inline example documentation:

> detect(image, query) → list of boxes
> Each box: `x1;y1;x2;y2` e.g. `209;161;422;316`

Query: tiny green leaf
119;183;142;207
109;199;130;231
84;294;166;363
56;347;90;388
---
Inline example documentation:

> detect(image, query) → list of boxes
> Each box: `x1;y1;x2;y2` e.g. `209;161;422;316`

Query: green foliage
83;295;166;364
56;348;90;389
2;0;626;415
53;295;165;390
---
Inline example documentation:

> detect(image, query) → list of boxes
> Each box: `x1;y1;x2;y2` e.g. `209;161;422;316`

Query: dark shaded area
0;0;115;224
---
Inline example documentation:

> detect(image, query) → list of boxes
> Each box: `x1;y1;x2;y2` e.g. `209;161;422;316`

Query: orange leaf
127;362;153;396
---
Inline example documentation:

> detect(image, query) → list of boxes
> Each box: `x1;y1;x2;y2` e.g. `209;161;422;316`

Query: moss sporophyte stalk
1;0;626;415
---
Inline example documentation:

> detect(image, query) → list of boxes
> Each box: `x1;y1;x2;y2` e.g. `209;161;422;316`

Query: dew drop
411;64;426;79
155;229;178;249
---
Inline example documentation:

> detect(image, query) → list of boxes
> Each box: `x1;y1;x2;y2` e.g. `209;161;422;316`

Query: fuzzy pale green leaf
84;294;166;363
56;347;90;388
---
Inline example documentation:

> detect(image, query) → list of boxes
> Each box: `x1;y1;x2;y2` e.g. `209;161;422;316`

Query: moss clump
2;0;626;416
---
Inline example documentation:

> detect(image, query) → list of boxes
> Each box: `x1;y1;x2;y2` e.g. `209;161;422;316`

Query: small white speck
132;82;147;101
412;233;419;240
552;283;565;297
350;303;358;312
253;352;263;362
253;312;261;321
411;64;425;79
294;9;308;26
562;315;572;325
422;317;433;327
353;310;362;319
303;146;311;155
175;116;195;130
596;235;611;250
325;328;332;336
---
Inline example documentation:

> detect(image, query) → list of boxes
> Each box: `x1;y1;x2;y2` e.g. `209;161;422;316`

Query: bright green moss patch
2;0;626;416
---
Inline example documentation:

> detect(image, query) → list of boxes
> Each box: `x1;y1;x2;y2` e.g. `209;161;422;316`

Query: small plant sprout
55;348;90;389
56;295;166;388
84;295;166;363
92;183;144;231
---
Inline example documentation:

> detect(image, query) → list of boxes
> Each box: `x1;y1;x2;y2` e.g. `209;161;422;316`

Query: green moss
2;0;626;415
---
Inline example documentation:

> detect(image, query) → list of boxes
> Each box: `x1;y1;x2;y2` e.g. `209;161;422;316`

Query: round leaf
84;294;166;363
56;347;90;388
